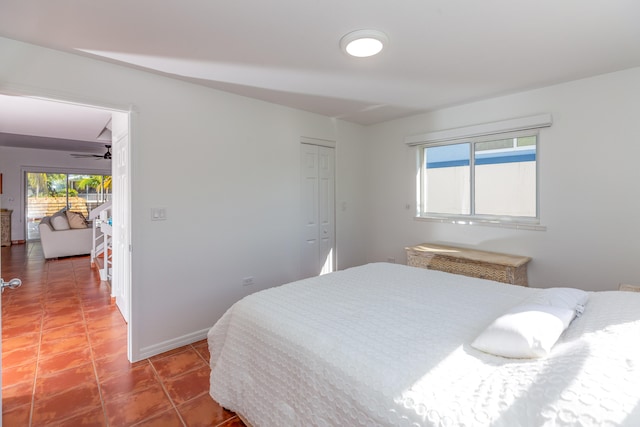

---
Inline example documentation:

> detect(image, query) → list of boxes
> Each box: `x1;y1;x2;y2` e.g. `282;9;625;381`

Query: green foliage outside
26;173;112;219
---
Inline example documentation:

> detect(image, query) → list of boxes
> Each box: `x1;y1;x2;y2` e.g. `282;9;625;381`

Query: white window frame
405;114;552;231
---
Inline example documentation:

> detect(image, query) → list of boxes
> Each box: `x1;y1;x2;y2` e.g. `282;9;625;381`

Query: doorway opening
0;92;133;362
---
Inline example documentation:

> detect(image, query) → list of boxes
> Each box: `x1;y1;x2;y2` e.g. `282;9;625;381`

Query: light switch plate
151;207;167;221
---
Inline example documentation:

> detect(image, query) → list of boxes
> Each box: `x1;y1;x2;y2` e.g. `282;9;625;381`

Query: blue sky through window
426;143;535;169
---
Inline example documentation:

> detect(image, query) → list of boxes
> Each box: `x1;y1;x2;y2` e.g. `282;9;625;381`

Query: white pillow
525;287;589;312
50;214;71;231
471;288;589;358
471;304;574;358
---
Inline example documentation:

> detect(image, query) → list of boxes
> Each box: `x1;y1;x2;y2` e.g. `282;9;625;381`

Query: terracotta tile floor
2;242;245;426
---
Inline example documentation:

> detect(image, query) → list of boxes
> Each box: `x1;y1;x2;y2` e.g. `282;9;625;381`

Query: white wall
0;37;368;360
334;119;369;270
0;145;110;241
364;67;640;291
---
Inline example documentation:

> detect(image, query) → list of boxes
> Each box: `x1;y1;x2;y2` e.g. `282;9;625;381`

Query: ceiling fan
71;144;112;160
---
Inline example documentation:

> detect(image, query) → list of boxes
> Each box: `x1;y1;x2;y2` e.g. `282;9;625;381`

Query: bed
207;262;640;426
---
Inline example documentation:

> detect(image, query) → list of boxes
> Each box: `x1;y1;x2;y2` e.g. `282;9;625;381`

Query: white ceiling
0;0;639;148
0;95;112;152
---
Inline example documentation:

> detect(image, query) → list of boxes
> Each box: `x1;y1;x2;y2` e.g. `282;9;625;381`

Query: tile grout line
28;260;48;427
145;358;189;427
214;415;241;427
76;259;112;427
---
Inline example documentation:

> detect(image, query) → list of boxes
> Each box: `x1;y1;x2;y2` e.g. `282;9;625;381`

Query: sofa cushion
50;214;71;231
66;211;88;229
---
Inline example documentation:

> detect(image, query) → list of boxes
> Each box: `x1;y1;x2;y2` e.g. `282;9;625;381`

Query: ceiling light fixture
340;29;388;58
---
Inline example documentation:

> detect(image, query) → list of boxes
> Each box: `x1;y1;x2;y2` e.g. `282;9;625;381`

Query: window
407;114;551;228
25;171;112;240
419;132;537;222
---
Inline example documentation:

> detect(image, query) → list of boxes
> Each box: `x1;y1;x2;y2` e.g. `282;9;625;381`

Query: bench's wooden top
405;243;531;268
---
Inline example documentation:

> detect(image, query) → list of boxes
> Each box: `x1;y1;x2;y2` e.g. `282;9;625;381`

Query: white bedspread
208;263;640;426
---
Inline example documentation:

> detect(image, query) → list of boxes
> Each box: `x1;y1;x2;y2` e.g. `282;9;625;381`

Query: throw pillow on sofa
50;214;71;231
66;211;88;229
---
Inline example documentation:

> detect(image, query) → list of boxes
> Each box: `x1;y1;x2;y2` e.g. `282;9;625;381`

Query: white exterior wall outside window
424;163;537;217
475;161;536;217
424;156;470;215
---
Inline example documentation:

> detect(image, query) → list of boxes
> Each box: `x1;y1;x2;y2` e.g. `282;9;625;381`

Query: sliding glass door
26;172;111;240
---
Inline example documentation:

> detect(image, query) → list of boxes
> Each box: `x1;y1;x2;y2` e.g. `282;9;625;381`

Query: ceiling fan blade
71;144;112;160
71;153;102;158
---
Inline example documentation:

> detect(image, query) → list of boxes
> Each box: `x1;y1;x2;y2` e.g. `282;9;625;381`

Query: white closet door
317;146;335;275
300;142;335;278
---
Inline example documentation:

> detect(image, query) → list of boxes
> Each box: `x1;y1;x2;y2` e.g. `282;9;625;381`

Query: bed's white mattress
207;263;640;427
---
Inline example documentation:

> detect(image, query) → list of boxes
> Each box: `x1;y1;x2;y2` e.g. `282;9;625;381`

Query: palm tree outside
25;172;112;240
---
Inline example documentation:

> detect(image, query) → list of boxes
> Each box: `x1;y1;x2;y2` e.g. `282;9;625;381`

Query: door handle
1;278;22;293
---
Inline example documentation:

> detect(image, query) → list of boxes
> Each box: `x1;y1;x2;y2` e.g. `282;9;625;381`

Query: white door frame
1;186;4;422
110;112;132;326
0;84;135;361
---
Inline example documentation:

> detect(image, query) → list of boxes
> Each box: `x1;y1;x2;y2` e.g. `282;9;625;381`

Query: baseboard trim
137;328;210;360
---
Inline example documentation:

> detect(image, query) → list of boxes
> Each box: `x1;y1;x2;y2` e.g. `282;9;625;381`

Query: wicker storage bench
618;284;640;292
405;243;531;286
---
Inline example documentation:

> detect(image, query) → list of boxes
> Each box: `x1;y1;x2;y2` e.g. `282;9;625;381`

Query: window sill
414;216;546;231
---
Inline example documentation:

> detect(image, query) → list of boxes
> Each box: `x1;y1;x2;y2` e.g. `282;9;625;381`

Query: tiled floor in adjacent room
2;242;245;426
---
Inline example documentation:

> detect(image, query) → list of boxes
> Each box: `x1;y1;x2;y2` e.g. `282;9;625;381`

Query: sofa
39;211;95;259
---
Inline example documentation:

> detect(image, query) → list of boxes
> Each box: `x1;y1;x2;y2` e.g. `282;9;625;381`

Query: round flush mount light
340;29;388;58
